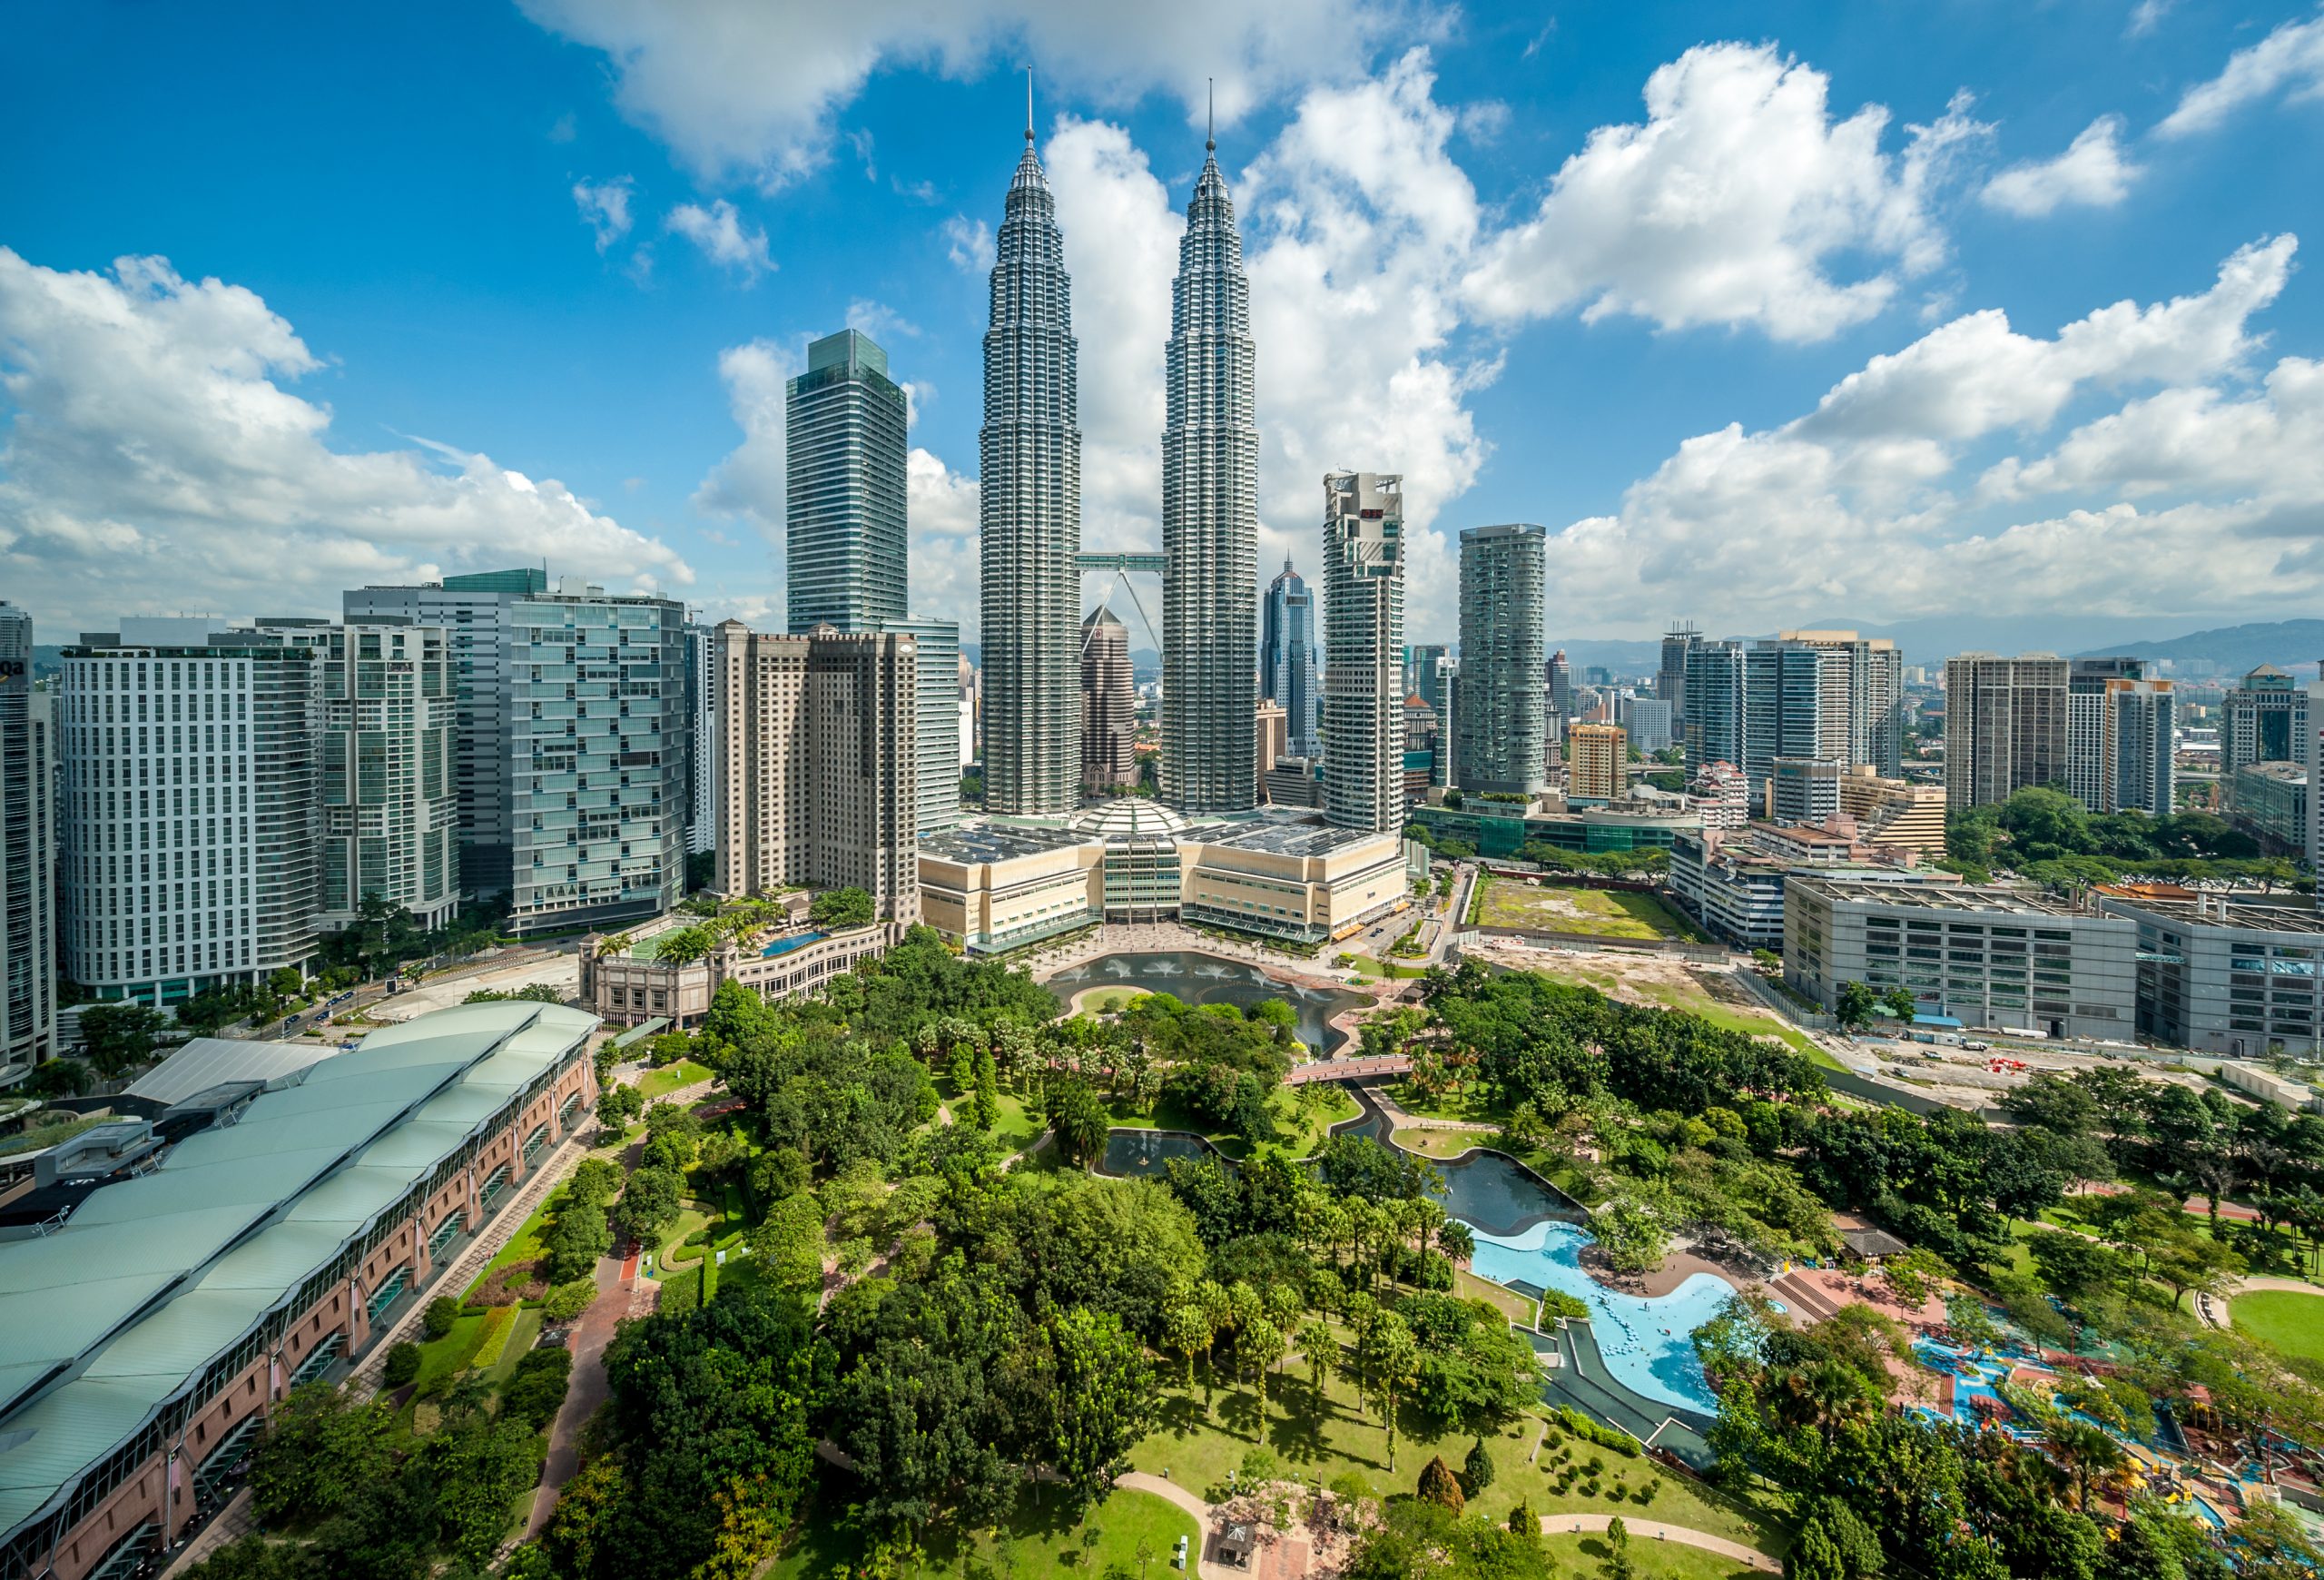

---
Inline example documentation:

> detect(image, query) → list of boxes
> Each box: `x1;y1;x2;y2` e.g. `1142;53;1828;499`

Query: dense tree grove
1947;785;2294;887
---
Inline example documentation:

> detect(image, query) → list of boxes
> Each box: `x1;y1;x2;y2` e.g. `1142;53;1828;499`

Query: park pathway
1537;1512;1778;1572
2195;1274;2324;1330
526;1244;655;1536
1113;1473;1238;1580
1115;1471;1777;1578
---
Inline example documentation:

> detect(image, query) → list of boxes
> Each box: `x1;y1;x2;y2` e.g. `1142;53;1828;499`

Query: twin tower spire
978;78;1258;818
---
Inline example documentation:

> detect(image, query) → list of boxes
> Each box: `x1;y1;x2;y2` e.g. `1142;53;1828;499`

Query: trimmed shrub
421;1296;460;1340
381;1342;422;1388
468;1306;517;1372
1416;1456;1465;1515
1462;1437;1496;1495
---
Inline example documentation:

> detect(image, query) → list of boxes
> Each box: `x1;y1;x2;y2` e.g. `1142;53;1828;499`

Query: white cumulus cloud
1462;44;1989;342
2158;10;2324;138
1541;236;2311;631
0;250;689;637
1981;115;2142;216
516;0;1406;189
665;199;774;279
571;176;635;250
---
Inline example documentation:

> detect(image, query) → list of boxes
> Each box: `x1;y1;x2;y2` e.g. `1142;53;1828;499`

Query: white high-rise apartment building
507;582;690;935
1;603;54;1084
713;622;919;925
259;619;460;928
1160;130;1258;814
979;120;1082;815
684;621;718;858
2066;657;2144;811
1322;472;1405;834
2110;678;2177;816
59;619;323;1007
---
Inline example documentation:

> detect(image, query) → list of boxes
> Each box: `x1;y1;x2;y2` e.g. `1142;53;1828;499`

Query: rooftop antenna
1026;66;1035;143
1206;78;1216;153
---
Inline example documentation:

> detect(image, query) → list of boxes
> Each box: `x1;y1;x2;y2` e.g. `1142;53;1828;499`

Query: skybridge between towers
1075;550;1165;656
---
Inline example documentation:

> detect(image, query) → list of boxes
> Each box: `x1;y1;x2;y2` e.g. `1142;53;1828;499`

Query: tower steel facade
979;118;1082;815
1454;523;1547;795
1261;559;1319;758
1160;132;1258;813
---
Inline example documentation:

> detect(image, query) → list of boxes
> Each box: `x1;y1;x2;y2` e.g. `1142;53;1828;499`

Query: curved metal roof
0;1002;597;1539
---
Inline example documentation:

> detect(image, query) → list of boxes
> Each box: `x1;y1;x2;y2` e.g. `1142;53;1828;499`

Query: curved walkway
2196;1275;2324;1330
1114;1471;1777;1577
1537;1512;1777;1572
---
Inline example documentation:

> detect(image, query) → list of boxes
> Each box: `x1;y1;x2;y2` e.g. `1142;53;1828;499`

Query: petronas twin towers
980;106;1256;817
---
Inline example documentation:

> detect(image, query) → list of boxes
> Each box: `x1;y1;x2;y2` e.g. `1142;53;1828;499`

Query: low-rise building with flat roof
1178;820;1410;944
1784;876;2138;1042
2093;885;2324;1056
918;825;1108;955
579;901;895;1029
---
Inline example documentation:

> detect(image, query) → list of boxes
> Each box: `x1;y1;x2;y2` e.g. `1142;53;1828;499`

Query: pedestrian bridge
1285;1053;1410;1085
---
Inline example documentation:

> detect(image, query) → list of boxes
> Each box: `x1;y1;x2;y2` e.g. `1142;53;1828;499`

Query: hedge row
469;1305;519;1372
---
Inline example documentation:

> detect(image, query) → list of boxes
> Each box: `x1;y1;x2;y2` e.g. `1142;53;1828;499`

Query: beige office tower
1944;653;2069;809
1322;472;1405;834
713;621;919;926
1080;604;1138;792
1569;722;1630;801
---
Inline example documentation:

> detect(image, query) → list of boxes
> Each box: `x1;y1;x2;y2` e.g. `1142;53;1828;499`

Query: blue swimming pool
761;931;828;958
1469;1221;1731;1416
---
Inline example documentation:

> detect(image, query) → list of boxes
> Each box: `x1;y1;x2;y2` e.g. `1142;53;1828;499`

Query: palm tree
1165;1303;1210;1395
1368;1316;1420;1471
1245;1317;1285;1416
2046;1419;2124;1510
1297;1318;1338;1396
1435;1220;1476;1268
1262;1280;1304;1333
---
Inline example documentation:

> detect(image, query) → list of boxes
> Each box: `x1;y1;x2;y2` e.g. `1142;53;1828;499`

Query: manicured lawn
1076;984;1141;1013
410;1312;487;1395
636;1059;714;1101
768;1486;1198;1580
481;1307;543;1385
1476;879;1708;943
1129;1348;1766;1551
2231;1289;2324;1361
1541;1532;1768;1579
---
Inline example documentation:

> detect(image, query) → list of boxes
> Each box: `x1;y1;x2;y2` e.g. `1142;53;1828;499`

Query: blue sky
4;0;2322;655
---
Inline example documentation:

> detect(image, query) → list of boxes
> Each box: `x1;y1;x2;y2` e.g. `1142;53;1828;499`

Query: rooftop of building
2093;885;2324;935
1787;875;2098;918
124;1037;346;1109
1068;797;1192;842
2234;759;2309;784
920;823;1098;864
1197;819;1397;858
0;1002;596;1537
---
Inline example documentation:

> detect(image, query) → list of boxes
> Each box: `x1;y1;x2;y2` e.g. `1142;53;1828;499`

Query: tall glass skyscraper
980;121;1082;815
1454;524;1547;795
1161;133;1258;814
1322;473;1405;834
1260;559;1319;758
786;328;908;634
